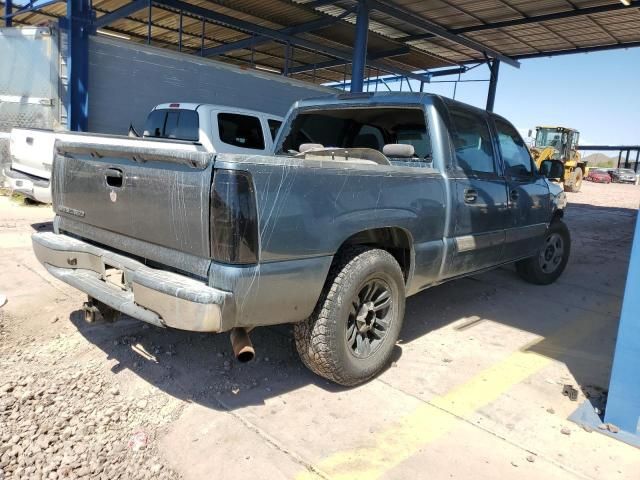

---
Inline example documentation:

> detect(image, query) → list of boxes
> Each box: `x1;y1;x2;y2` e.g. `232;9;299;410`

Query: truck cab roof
153;102;283;120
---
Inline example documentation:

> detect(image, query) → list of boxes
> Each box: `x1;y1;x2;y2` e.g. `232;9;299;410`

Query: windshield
534;128;564;148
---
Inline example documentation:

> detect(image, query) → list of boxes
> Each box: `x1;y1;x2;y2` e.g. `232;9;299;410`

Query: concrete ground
1;182;639;480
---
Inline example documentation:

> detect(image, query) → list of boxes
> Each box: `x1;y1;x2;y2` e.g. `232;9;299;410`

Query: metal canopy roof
4;0;640;84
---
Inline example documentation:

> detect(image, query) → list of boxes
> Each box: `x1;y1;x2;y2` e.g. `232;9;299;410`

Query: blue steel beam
485;59;500;112
366;0;519;68
403;0;640;41
4;0;11;26
202;9;354;57
288;46;409;74
571;210;640;448
93;0;147;30
335;66;468;90
350;0;369;92
5;0;62;19
67;0;90;132
154;0;430;83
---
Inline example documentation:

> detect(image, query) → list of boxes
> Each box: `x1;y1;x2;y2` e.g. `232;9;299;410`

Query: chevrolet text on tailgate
32;93;569;386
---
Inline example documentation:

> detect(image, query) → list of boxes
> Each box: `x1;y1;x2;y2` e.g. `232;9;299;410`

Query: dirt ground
1;182;639;480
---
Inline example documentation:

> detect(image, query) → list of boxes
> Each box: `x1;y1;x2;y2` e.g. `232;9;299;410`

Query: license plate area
104;265;127;291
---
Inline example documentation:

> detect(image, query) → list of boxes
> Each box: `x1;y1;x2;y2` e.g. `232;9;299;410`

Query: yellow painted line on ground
298;312;610;480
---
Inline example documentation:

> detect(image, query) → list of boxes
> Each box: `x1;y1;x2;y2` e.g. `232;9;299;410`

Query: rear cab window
143;109;199;142
447;105;497;176
278;106;433;168
217;113;265;150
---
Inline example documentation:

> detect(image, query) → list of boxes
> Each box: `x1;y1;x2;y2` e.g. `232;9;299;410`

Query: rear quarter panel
214;154;448;295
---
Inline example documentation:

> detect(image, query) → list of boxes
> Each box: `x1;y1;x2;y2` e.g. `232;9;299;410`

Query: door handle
510;189;519;201
105;168;124;188
464;189;478;203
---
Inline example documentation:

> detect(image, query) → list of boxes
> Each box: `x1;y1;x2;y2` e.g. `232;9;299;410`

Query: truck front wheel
294;247;405;386
515;220;571;285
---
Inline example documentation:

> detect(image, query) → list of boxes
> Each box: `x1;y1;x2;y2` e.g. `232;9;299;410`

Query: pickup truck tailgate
10;128;57;179
53;136;213;258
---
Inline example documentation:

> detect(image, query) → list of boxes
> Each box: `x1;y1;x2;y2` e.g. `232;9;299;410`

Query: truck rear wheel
294;247;405;386
515;220;571;285
564;168;583;193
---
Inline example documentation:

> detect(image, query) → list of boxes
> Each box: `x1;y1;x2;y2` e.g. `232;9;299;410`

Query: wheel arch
334;226;414;284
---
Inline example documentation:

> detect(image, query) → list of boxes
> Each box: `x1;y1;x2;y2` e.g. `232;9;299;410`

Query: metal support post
178;10;183;51
4;0;12;27
283;42;292;76
486;59;500;112
147;0;152;45
67;0;91;132
200;18;205;55
570;211;640;448
350;0;369;92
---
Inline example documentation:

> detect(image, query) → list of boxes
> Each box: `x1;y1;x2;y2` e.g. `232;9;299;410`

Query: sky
366;47;640;155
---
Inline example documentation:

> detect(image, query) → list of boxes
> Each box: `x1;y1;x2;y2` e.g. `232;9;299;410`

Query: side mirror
527;129;532;138
540;159;564;180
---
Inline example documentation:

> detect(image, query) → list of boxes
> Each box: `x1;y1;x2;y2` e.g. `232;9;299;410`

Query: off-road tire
564;168;583;193
294;246;405;386
516;220;571;285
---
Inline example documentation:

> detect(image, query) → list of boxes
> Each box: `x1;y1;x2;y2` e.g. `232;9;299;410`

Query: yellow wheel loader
529;126;588;193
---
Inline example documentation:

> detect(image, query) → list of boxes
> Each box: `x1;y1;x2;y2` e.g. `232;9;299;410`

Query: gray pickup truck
32;93;569;386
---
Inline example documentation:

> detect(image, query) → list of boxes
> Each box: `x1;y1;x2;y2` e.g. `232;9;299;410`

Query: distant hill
582;153;618;168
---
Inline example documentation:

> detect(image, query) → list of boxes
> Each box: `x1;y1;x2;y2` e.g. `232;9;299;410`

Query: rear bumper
32;232;230;332
3;168;51;203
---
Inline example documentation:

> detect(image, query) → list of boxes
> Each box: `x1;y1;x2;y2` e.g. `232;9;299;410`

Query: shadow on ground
70;202;636;412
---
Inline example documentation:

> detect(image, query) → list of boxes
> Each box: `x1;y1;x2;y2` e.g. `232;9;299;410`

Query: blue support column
4;0;12;27
605;210;640;438
571;212;640;448
67;0;91;132
350;0;369;93
147;0;152;45
486;59;500;112
178;10;183;52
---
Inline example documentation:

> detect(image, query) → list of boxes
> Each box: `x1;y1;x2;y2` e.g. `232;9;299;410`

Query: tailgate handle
105;168;124;188
26;136;34;145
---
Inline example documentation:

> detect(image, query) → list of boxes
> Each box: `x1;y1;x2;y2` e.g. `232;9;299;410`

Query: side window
218;113;265;150
494;118;534;177
267;119;282;141
448;107;496;175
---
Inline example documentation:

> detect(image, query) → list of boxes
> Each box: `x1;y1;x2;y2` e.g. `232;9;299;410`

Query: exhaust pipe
230;327;255;363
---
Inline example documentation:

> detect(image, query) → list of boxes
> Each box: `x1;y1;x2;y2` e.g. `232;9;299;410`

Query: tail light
210;169;259;264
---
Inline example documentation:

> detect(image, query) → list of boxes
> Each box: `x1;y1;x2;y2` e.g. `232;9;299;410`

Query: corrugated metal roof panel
4;0;640;84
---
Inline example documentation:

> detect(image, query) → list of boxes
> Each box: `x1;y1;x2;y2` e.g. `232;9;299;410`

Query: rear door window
143;109;199;142
268;119;282;141
448;106;497;175
218;113;265;150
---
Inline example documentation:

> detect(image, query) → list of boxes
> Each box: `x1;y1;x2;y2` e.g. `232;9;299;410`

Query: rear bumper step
3;168;51;203
32;232;229;332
